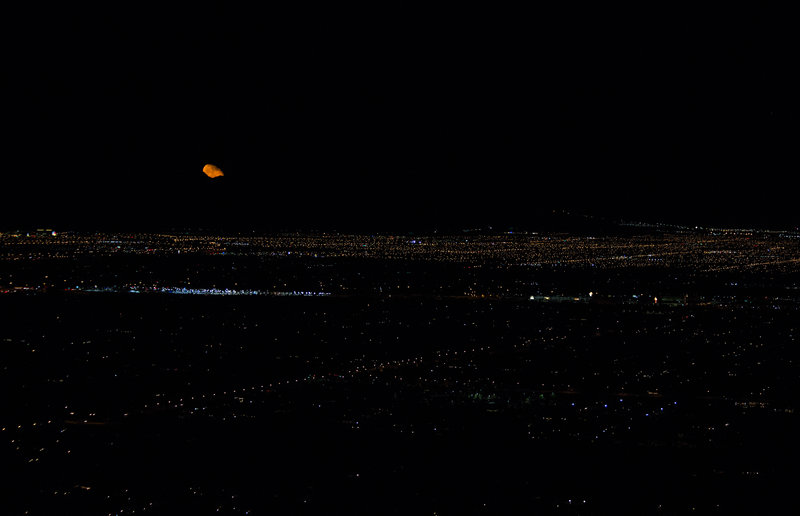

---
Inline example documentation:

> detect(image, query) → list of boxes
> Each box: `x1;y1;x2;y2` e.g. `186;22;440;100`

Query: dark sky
3;6;798;231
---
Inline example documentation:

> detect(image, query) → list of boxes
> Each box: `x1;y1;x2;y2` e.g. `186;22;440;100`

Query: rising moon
203;164;224;178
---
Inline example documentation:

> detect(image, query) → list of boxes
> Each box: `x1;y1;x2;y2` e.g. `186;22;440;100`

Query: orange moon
203;164;224;178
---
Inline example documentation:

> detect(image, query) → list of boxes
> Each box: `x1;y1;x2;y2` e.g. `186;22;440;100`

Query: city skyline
4;226;800;512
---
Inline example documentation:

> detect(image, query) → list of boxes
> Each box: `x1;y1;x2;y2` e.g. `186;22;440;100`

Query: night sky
3;6;797;231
